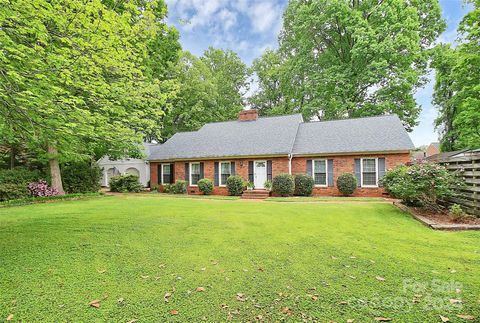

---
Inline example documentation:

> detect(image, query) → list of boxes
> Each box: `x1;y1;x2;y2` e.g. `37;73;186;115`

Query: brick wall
292;153;410;197
150;153;410;197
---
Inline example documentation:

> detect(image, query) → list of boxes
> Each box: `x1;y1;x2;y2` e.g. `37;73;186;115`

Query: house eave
292;150;411;158
148;153;289;163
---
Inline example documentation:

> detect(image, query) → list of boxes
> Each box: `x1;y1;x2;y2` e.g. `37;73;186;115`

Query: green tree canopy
0;0;180;193
250;0;446;131
163;47;249;139
432;0;480;150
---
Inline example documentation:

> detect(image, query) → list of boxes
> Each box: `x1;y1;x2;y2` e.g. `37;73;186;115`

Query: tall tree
432;0;480;150
250;0;445;130
0;0;179;193
163;48;249;139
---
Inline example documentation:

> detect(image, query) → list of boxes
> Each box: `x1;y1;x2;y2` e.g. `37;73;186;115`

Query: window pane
163;174;171;184
221;162;231;174
221;174;229;185
362;159;376;172
163;165;170;175
362;172;376;186
191;163;200;174
314;160;326;172
191;174;200;185
314;173;326;185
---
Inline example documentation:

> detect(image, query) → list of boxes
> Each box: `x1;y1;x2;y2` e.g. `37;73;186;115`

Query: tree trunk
9;145;15;170
48;145;65;195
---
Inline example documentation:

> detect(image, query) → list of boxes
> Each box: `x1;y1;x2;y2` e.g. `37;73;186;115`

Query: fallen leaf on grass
88;300;101;308
374;317;392;321
280;307;293;315
255;314;263;320
440;315;449;322
311;295;318;301
97;269;106;274
6;314;13;321
127;320;137;323
159;263;166;268
236;293;246;302
164;292;172;303
338;301;348;305
456;315;475;320
450;299;462;304
347;320;354;323
141;275;149;279
118;298;124;304
196;287;206;292
201;267;206;271
220;303;229;309
169;309;178;315
376;276;385;281
456;288;462;293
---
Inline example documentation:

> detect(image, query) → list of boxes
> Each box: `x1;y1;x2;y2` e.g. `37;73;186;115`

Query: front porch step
241;189;270;199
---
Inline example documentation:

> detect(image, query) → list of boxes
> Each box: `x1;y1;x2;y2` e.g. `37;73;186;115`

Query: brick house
148;110;414;197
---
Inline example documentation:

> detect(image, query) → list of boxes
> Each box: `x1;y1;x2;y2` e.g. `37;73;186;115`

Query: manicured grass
266;196;386;202
0;196;479;322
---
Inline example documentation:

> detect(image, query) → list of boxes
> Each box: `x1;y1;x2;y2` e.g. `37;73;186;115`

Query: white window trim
161;163;171;185
313;159;328;187
189;162;200;187
360;157;378;188
219;161;231;187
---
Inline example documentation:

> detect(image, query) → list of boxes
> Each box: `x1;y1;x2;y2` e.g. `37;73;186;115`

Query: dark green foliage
381;163;464;211
173;180;187;194
0;193;103;207
294;174;314;196
62;162;102;194
272;173;295;197
109;175;143;193
337;173;357;196
198;178;213;195
0;183;30;201
0;168;44;185
226;175;244;196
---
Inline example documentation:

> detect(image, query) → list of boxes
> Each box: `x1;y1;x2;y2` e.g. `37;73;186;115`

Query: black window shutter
378;158;386;187
214;162;219;186
267;160;272;181
170;163;175;184
327;159;334;187
157;164;162;185
185;163;189;185
248;161;254;182
354;159;361;187
231;161;236;176
199;162;204;179
306;160;313;177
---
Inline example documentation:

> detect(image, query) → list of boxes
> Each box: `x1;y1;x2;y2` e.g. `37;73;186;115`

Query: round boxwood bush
337;173;357;196
272;173;295;197
198;178;213;195
294;173;314;196
109;174;143;193
174;180;187;194
226;175;244;196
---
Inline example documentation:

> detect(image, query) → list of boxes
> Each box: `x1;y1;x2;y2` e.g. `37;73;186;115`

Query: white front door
254;160;267;189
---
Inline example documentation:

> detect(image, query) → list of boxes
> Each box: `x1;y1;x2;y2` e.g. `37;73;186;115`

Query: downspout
288;153;294;175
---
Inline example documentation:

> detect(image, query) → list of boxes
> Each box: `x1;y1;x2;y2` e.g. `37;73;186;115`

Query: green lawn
1;196;479;322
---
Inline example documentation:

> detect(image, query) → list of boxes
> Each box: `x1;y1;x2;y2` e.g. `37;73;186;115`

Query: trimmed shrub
272;173;295;197
198;178;213;195
294;174;314;196
109;174;143;193
381;163;463;211
173;180;187;194
264;180;272;191
337;173;357;196
62;162;102;194
27;180;59;197
0;183;30;201
226;175;244;196
0;168;44;185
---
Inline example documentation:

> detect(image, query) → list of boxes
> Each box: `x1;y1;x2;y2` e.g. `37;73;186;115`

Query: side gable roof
148;114;303;161
292;115;414;155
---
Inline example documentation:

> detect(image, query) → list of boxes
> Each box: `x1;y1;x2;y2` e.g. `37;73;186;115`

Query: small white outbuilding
97;143;155;187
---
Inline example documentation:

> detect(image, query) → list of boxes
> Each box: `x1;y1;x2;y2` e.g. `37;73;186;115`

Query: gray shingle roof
148;114;303;161
148;114;414;161
292;115;414;155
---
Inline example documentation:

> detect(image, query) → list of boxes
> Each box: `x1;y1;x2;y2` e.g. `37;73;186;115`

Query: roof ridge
198;113;303;127
302;114;398;124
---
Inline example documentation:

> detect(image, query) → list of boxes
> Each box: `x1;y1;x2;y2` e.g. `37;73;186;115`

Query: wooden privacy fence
437;150;480;216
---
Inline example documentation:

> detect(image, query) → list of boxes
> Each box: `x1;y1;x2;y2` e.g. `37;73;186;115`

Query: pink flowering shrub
27;180;59;197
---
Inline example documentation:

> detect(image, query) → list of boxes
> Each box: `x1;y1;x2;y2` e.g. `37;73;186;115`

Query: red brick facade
150;152;410;197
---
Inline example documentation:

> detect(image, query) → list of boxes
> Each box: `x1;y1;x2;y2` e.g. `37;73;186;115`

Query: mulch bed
394;202;480;231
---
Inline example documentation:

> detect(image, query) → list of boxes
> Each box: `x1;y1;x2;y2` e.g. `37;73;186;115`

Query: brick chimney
238;109;258;121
